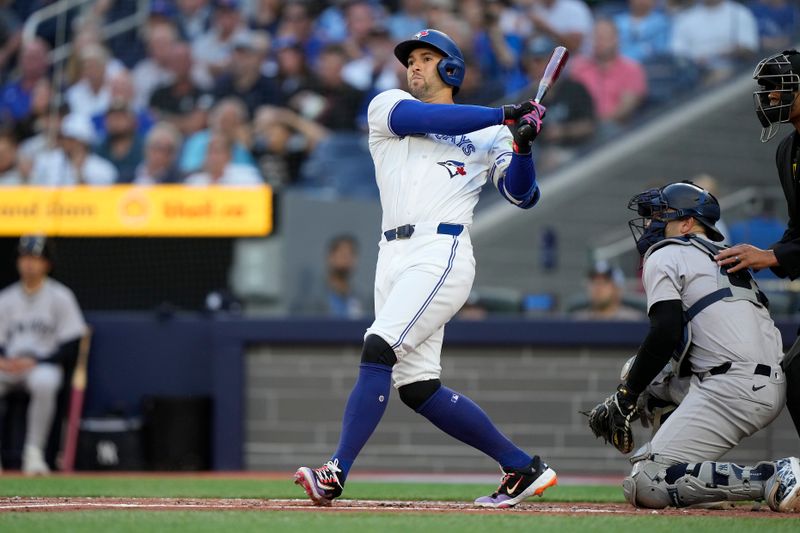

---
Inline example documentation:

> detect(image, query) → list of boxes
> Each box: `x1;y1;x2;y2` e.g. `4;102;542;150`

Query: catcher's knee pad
398;379;441;411
624;459;673;509
361;334;397;367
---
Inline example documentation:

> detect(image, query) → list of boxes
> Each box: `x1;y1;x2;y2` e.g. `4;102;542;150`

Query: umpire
715;50;800;439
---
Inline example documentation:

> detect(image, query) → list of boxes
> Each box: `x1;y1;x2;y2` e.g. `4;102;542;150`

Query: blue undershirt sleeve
389;100;504;136
503;153;539;208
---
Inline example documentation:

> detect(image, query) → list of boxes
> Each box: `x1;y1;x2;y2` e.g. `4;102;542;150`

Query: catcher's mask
628;181;723;256
753;50;800;142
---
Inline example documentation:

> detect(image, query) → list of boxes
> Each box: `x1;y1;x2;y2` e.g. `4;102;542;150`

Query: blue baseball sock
331;363;392;482
417;386;532;470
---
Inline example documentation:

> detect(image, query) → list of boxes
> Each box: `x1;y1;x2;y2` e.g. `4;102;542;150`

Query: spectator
185;133;262;185
340;0;380;62
517;38;596;170
65;44;113;118
176;0;212;42
96;100;145;183
212;31;283;117
614;0;671;63
273;36;316;104
30;113;117;185
462;0;527;94
292;234;366;318
387;0;427;40
0;38;49;124
17;98;69;179
91;70;155;143
341;26;402;96
291;44;365;131
192;0;250;89
149;42;213;137
250;104;329;189
62;25;125;88
670;0;759;86
277;1;326;67
133;121;183;185
456;51;506;105
0;236;87;475
571;261;645;320
528;0;594;57
748;0;800;53
12;78;52;143
131;22;179;109
0;131;21;185
179;97;256;173
570;19;647;133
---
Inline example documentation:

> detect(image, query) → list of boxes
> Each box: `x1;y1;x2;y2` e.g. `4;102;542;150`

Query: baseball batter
585;181;800;512
295;29;556;508
0;236;86;475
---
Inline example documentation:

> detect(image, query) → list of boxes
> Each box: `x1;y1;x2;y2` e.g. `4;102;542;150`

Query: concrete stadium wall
244;344;797;477
82;314;798;474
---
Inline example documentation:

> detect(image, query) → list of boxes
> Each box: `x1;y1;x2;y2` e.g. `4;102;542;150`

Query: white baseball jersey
0;279;86;360
367;89;513;231
643;236;783;374
365;89;515;388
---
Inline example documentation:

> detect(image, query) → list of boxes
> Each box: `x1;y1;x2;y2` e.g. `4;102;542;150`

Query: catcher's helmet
628;181;723;255
394;29;465;95
18;235;53;262
753;50;800;142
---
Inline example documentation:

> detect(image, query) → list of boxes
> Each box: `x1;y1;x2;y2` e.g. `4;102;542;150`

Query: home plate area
0;497;794;517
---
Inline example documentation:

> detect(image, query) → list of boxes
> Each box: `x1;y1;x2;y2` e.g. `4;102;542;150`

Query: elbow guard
494;173;540;209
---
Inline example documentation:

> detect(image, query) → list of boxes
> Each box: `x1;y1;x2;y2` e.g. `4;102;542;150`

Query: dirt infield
0;497;795;518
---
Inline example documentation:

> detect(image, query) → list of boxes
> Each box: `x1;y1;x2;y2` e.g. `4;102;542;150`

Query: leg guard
360;334;397;367
398;379;441;411
625;448;774;509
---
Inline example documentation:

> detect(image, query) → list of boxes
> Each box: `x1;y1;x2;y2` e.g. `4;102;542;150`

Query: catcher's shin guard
626;457;774;509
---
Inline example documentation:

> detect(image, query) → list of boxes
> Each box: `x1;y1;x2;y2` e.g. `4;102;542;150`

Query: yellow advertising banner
0;185;273;236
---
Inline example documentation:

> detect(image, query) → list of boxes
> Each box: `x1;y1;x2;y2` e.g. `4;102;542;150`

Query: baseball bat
61;328;92;472
518;46;570;137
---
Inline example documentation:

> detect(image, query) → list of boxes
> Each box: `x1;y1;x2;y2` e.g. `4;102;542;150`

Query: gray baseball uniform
0;278;86;451
624;235;787;508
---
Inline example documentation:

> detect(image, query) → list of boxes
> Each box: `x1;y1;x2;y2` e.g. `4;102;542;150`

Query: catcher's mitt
583;385;638;454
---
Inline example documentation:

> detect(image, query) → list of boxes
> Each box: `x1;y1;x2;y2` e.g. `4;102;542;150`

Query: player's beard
408;77;432;101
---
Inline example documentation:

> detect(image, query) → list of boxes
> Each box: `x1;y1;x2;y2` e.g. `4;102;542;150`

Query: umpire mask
753;50;800;142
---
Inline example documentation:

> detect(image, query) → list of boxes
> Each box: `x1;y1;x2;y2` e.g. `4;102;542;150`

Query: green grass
0;476;795;532
0;512;797;533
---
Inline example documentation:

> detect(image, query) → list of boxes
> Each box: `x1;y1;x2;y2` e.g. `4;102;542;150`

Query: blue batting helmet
394;29;465;94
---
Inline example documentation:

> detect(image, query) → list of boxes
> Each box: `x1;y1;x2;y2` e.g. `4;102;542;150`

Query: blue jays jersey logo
438;160;467;178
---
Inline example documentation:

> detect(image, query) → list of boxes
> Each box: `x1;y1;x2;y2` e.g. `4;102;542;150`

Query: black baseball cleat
474;456;557;508
294;459;344;506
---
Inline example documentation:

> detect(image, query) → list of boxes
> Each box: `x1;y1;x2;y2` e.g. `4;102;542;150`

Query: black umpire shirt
770;130;800;279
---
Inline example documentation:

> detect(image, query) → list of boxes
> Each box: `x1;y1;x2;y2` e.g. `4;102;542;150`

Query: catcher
585;181;800;512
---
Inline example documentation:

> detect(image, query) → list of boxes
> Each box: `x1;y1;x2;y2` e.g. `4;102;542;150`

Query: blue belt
383;223;464;241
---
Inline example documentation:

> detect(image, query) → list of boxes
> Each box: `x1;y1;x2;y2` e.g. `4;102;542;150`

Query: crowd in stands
0;0;797;193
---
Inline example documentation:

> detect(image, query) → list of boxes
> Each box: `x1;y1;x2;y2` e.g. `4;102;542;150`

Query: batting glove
501;99;536;125
508;103;546;154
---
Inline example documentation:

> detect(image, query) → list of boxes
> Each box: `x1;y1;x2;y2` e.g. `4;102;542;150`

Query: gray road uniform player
587;181;800;512
0;236;86;474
